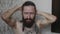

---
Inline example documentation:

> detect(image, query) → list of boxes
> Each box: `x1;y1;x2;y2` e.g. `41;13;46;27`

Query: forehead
23;6;35;12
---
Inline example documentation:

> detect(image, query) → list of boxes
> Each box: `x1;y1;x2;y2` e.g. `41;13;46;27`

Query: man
1;1;57;34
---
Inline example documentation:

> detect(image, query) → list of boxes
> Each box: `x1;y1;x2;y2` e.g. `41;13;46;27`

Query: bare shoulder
16;20;23;25
36;20;41;28
36;20;47;28
14;20;23;28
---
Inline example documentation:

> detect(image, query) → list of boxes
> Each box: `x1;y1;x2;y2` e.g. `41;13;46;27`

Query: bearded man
1;1;57;34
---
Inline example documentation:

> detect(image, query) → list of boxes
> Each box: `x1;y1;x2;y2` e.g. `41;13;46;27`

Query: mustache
24;18;32;20
20;18;33;22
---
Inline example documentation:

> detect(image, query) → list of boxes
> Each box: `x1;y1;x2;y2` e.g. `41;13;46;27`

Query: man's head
21;1;37;28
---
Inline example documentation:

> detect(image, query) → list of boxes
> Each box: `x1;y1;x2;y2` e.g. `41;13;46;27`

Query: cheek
31;14;35;19
23;14;28;19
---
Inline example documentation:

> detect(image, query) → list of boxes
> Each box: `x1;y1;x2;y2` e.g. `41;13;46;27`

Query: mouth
26;20;32;23
26;20;31;22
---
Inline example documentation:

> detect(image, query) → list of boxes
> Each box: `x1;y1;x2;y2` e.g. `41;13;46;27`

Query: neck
22;21;35;31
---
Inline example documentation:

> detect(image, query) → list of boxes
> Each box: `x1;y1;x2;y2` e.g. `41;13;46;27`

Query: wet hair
21;1;37;13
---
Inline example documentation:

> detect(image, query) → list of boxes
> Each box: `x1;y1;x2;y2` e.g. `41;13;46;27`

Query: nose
27;14;31;19
27;15;30;19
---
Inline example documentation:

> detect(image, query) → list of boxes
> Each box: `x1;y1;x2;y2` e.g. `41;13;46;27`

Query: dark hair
21;1;37;12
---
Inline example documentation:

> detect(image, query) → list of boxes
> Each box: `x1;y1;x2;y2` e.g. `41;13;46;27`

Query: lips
26;19;31;21
26;20;31;22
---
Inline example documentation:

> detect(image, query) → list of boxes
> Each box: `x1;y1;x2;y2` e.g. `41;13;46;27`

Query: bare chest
13;22;41;34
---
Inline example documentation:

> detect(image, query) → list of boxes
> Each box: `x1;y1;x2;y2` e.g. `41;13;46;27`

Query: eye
30;12;34;14
24;12;28;14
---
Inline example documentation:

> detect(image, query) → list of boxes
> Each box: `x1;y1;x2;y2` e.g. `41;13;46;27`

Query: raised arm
36;11;57;28
1;5;21;28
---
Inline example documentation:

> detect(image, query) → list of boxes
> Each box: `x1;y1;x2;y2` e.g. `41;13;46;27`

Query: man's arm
36;11;57;28
1;5;21;28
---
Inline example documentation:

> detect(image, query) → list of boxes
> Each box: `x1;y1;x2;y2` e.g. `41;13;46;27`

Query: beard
22;17;35;28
